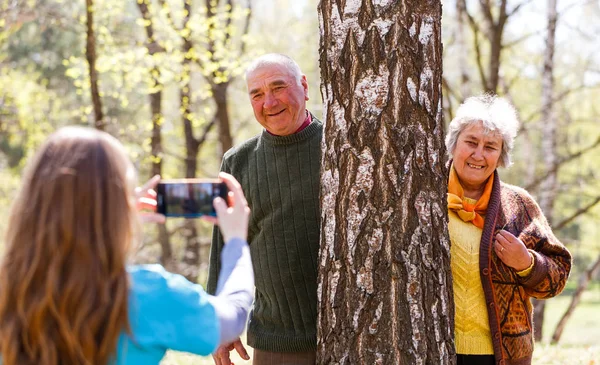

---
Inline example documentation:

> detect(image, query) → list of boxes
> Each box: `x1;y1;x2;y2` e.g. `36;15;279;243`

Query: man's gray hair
445;94;520;168
245;53;303;82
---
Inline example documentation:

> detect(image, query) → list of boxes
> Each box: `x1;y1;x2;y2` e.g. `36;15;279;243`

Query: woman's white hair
445;94;520;167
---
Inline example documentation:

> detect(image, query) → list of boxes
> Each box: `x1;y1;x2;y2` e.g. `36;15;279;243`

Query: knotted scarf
447;164;494;229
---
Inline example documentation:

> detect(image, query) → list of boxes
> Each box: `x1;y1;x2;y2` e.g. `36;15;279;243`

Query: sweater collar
261;113;322;146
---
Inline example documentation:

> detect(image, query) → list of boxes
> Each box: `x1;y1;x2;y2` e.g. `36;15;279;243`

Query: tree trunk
136;0;175;273
85;0;104;129
180;1;200;282
551;253;600;344
534;0;558;342
456;0;470;100
318;1;454;364
213;82;233;155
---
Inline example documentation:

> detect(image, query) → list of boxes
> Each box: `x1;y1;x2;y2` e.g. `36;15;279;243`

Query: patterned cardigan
479;170;571;365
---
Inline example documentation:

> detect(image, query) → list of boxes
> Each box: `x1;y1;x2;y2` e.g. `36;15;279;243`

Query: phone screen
156;179;229;218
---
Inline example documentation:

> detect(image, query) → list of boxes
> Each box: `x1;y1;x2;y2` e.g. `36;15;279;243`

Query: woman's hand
135;175;166;224
494;230;532;271
201;172;250;243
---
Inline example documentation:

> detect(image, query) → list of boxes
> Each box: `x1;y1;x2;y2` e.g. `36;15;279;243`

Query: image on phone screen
156;179;228;218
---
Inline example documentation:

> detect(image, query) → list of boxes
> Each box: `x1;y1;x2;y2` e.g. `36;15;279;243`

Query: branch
525;135;600;191
555;196;600;231
465;10;488;91
239;0;252;56
478;0;494;28
522;84;591;124
196;115;218;148
506;0;532;18
157;0;177;31
503;29;543;48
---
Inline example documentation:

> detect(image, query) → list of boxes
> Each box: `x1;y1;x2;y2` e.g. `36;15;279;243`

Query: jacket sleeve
206;158;231;295
514;190;572;299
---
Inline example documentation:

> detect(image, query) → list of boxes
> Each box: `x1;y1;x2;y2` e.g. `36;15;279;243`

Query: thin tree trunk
534;0;559;341
136;0;174;272
318;1;453;364
85;0;104;129
180;0;200;282
551;253;600;343
213;82;233;154
456;0;471;99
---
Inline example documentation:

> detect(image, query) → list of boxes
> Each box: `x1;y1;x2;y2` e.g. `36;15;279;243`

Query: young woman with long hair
0;126;254;365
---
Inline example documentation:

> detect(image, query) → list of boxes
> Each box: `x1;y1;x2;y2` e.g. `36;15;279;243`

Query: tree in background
318;0;454;363
85;0;104;129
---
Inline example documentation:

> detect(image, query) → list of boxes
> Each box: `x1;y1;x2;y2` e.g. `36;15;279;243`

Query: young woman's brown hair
0;127;136;365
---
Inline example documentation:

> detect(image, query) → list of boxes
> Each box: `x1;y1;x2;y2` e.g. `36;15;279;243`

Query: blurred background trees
1;0;599;351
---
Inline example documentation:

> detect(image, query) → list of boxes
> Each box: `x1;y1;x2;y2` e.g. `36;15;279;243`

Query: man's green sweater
207;116;322;352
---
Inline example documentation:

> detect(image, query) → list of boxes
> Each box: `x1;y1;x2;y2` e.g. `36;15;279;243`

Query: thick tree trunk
551;253;600;344
534;0;558;342
318;1;454;364
85;0;104;129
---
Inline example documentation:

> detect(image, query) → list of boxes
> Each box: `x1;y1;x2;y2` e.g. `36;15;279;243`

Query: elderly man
207;54;322;365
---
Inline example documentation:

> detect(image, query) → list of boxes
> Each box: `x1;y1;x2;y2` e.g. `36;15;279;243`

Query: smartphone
156;179;229;218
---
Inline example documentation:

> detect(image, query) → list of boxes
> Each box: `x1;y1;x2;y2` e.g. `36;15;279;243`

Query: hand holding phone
156;178;229;218
208;172;250;243
136;175;166;224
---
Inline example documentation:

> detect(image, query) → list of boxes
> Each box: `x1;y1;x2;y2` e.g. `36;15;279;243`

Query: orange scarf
447;164;494;229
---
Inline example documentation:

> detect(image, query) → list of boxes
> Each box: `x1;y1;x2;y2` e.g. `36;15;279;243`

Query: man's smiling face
247;63;309;136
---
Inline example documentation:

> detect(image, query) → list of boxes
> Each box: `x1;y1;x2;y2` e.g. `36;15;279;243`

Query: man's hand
212;338;250;365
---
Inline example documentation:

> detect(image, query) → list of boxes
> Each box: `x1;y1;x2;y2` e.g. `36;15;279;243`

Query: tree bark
551;253;600;344
533;0;558;342
318;1;454;364
85;0;104;129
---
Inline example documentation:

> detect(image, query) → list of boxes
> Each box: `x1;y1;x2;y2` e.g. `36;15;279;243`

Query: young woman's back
0;127;253;365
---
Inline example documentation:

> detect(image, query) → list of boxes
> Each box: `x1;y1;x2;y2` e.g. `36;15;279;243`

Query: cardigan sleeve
513;189;572;299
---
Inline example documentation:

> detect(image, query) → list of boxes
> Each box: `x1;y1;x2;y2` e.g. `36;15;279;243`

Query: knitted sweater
449;211;494;355
207;116;322;352
475;170;571;365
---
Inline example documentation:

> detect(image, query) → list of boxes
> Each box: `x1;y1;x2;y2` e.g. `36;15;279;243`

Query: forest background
1;0;599;364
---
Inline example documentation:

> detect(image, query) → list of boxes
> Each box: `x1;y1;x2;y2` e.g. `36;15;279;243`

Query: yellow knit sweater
449;210;494;355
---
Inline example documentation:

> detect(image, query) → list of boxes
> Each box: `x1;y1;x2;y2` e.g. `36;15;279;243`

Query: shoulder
500;182;538;205
223;134;262;162
128;264;212;310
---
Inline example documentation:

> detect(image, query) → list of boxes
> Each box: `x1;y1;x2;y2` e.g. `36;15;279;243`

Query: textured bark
85;0;104;130
136;0;174;271
317;1;454;364
551;253;600;344
533;0;558;342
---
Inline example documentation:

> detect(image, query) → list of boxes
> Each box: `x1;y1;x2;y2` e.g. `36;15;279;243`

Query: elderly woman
446;94;571;365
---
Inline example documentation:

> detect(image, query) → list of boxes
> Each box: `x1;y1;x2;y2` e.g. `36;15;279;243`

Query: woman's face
453;121;503;192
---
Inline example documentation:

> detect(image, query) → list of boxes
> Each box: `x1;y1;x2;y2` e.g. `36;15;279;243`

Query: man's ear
301;75;309;101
